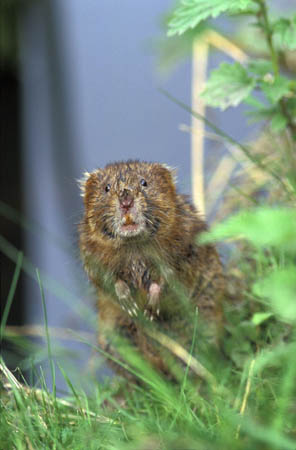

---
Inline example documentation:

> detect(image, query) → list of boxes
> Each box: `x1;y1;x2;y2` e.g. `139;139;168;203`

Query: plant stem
256;0;296;139
256;0;278;76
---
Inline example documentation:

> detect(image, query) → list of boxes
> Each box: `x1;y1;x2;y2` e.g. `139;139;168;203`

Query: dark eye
105;184;111;192
140;179;147;187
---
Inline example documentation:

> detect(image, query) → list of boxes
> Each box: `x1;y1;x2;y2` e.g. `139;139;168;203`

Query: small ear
78;171;91;198
153;163;177;185
161;163;177;184
78;169;104;198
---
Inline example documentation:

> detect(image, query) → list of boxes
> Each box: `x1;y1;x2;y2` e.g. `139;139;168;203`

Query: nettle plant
168;0;296;137
168;1;296;331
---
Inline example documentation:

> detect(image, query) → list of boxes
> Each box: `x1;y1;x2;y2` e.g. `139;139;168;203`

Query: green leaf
200;207;296;251
260;76;291;104
244;96;277;125
251;312;273;326
243;94;266;110
247;59;273;77
245;105;275;123
270;112;288;133
168;0;255;36
254;267;296;323
273;16;296;50
201;62;256;110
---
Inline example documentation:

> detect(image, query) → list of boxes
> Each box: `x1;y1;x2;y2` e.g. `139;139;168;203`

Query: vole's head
79;160;177;240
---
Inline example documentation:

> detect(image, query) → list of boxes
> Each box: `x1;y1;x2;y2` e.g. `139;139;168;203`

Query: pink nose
120;191;134;210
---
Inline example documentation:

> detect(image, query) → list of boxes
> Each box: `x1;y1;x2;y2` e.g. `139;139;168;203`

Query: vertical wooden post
191;39;208;218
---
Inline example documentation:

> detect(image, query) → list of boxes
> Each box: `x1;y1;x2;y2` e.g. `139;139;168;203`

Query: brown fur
79;160;225;379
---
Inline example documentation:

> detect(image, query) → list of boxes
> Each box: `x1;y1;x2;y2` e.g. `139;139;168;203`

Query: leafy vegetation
1;0;296;448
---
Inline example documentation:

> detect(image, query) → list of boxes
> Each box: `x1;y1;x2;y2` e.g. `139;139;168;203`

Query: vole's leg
144;282;162;321
115;279;138;317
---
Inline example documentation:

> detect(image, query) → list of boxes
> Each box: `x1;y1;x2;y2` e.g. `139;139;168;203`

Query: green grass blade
169;307;199;429
36;268;56;399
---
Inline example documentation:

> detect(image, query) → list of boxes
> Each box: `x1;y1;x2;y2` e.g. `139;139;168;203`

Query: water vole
79;160;224;378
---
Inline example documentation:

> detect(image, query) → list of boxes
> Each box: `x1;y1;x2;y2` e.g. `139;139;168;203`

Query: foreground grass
1;203;296;450
1;320;296;450
1;241;296;449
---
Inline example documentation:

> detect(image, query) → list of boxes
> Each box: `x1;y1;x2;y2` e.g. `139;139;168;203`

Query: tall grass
1;205;296;449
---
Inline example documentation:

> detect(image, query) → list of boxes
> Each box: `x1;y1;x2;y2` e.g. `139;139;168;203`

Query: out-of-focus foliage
201;62;256;109
201;208;296;252
168;0;296;138
254;266;296;323
168;0;258;36
202;61;294;114
273;16;296;51
202;207;296;325
166;1;296;447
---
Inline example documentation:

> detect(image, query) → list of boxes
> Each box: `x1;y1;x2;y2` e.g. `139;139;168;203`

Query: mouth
121;223;140;232
118;213;145;236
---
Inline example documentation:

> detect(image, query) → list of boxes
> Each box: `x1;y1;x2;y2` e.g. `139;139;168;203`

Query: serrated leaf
227;1;258;15
201;62;256;110
273;16;296;50
247;59;273;77
200;207;296;251
261;76;291;104
254;267;296;323
270;112;288;133
168;0;255;36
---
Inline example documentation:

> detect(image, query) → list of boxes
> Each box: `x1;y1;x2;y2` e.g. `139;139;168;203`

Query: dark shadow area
0;2;25;365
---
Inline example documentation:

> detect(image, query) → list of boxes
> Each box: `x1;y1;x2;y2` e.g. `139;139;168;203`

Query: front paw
144;282;161;321
115;280;139;317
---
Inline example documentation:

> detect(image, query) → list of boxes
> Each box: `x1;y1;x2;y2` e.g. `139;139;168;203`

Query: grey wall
20;0;194;390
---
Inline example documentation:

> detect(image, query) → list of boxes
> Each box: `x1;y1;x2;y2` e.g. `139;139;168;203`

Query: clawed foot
115;280;139;317
144;282;161;321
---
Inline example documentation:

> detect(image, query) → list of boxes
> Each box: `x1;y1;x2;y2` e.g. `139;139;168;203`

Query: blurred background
1;0;292;391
